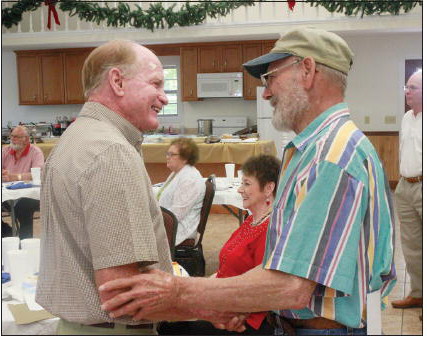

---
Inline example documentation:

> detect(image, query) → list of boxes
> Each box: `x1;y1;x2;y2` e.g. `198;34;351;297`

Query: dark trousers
158;318;274;336
1;198;39;239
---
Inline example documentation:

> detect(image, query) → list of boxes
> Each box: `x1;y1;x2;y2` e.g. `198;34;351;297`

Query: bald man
2;126;44;239
392;70;423;310
35;40;240;335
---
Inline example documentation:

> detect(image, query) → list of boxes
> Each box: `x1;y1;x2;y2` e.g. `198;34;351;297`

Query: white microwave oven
197;72;243;98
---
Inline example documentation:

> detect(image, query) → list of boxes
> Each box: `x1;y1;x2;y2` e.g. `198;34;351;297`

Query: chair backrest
160;206;178;260
194;175;216;247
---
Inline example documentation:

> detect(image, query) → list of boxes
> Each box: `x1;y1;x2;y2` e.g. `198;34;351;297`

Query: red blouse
216;215;269;330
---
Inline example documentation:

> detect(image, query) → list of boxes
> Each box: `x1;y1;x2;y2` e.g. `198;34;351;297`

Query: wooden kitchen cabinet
64;50;90;104
180;47;199;101
16;53;64;105
16;55;41;104
40;53;64;105
222;45;242;72
262;41;276;54
242;44;263;100
198;46;220;73
198;45;242;73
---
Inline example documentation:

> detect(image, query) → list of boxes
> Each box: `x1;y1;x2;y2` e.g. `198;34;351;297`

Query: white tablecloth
1;183;41;203
210;177;244;210
1;179;243;208
153;177;243;210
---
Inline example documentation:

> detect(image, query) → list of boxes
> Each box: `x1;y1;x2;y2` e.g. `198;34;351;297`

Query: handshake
99;268;248;332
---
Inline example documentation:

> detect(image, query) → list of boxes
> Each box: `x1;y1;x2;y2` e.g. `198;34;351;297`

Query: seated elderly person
157;137;205;245
158;154;281;335
2;126;44;239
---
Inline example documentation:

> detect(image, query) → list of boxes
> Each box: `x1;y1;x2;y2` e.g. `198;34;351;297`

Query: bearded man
2;125;44;238
98;28;397;336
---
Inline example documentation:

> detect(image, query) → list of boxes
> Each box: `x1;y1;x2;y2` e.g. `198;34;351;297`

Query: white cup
7;249;31;287
237;170;243;181
225;163;235;183
20;238;40;274
31;167;41;185
2;237;20;272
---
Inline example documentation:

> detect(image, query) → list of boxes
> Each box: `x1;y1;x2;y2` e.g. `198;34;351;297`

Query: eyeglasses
165;152;180;157
10;135;26;139
260;60;301;88
403;85;420;92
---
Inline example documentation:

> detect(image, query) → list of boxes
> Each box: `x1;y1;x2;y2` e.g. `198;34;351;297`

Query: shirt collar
286;103;350;152
79;102;143;150
9;143;30;158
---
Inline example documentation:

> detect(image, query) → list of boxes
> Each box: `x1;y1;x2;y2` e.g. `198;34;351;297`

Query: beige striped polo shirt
36;102;172;325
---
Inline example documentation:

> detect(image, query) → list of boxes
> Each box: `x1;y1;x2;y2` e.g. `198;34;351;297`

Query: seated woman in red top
158;154;281;335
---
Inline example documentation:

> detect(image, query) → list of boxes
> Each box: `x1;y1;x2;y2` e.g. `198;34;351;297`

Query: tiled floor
28;199;422;335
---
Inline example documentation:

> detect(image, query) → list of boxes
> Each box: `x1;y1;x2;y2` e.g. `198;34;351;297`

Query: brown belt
402;175;422;183
287;317;346;329
89;322;154;329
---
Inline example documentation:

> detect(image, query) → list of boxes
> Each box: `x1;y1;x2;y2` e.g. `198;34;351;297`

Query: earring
266;198;270;206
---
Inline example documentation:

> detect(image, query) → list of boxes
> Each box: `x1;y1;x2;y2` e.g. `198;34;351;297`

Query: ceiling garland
1;0;422;31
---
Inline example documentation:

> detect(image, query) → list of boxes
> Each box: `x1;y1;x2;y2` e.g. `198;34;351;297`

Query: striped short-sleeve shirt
36;102;172;325
263;103;396;328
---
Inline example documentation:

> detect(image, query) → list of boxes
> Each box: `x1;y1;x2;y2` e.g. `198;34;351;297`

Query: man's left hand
212;313;248;332
99;269;178;318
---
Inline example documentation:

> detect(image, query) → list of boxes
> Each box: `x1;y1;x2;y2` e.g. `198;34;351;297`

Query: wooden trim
363;131;399;136
148;45;180;56
15;47;94;55
14;40;277;56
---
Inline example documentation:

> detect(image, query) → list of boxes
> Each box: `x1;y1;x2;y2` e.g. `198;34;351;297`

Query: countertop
33;139;276;164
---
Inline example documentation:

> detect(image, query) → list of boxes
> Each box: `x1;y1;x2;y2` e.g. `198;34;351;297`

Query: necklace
250;210;272;226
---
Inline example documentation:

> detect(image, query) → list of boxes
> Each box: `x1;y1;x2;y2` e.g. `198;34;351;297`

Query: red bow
287;0;296;11
44;0;60;30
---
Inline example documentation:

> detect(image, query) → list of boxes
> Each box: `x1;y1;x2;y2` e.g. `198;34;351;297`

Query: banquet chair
175;175;216;277
160;206;178;261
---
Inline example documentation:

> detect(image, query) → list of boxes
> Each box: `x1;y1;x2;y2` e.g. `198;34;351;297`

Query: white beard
271;79;310;133
9;142;24;151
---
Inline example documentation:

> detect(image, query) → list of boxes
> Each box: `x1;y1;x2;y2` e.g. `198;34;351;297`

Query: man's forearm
99;266;317;321
176;265;316;313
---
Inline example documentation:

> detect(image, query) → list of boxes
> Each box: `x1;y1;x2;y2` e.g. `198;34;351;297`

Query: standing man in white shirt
392;70;422;309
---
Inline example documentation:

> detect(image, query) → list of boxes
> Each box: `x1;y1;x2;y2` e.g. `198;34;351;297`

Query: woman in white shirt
157;138;205;245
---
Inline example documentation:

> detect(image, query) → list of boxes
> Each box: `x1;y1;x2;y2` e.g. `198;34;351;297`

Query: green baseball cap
243;28;354;78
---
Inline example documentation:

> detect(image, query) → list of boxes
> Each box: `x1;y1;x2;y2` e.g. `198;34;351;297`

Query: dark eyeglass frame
165;152;180;157
403;85;420;92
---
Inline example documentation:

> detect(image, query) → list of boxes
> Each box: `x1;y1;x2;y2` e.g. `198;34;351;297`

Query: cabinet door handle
212;60;215;68
224;60;227;69
190;89;193;95
33;95;37;100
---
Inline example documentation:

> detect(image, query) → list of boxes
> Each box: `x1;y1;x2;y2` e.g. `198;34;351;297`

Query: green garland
306;0;421;17
2;0;423;31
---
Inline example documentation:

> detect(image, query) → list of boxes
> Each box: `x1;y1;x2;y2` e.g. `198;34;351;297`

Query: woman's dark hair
241;154;281;196
170;137;199;166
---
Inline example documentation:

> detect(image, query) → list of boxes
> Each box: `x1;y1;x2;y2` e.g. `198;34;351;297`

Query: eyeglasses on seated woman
156;137;205;246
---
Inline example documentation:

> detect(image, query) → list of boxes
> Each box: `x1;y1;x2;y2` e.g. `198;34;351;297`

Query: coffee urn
197;119;213;136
